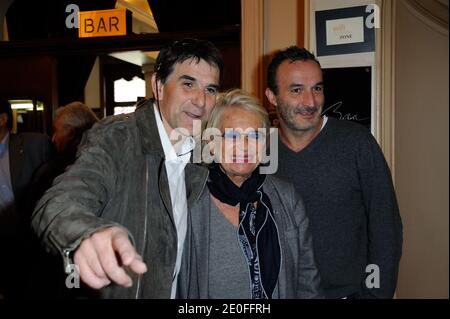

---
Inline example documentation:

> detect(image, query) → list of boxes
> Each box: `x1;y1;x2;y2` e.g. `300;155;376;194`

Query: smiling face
152;58;220;138
266;59;325;134
217;106;265;186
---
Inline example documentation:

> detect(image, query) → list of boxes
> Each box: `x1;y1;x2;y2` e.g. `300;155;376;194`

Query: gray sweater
275;117;403;298
177;174;323;299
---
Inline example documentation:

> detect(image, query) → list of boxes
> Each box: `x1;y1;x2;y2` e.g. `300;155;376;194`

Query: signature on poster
322;101;370;122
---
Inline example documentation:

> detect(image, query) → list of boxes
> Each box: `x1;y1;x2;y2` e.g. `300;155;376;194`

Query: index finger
112;230;137;266
128;254;148;275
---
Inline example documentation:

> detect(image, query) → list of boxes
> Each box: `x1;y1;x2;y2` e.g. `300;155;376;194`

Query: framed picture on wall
315;5;376;57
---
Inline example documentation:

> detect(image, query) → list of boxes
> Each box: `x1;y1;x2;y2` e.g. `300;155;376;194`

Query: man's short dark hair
267;46;321;95
0;98;13;131
155;38;224;85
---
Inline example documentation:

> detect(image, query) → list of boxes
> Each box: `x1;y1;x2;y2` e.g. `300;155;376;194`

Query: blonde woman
178;89;322;299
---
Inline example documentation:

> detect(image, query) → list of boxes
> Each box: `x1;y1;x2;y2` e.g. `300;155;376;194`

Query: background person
26;102;99;298
0;98;53;298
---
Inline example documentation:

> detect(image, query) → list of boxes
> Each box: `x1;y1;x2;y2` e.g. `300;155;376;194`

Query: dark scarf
207;163;281;299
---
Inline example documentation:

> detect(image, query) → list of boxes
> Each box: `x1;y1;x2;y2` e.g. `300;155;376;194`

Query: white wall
394;0;449;299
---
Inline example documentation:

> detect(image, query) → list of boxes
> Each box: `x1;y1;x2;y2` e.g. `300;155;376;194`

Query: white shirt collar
321;115;328;130
153;103;192;298
153;103;195;162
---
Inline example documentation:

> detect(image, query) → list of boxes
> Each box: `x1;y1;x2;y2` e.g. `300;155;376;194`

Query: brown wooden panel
0;27;240;57
0;56;57;135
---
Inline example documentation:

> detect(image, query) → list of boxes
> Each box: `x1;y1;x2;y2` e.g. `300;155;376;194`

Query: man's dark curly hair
154;38;224;85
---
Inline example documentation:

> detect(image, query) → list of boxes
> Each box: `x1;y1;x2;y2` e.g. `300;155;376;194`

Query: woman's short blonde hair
206;89;270;131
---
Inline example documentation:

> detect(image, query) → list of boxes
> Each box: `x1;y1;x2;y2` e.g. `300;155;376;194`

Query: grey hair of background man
55;102;99;138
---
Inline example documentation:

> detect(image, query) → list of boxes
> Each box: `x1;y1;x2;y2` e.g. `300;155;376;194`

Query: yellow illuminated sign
78;8;127;38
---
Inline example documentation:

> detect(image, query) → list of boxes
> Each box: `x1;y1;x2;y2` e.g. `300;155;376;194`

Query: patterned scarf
207;163;281;299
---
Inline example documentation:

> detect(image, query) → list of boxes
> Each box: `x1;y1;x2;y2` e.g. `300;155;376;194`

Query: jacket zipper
59;235;86;275
135;157;149;299
63;248;73;274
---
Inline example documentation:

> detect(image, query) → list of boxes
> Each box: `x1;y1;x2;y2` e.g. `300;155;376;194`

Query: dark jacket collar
8;133;24;195
135;99;164;156
135;98;209;208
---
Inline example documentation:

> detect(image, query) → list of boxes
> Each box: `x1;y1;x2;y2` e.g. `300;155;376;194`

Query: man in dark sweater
265;46;403;299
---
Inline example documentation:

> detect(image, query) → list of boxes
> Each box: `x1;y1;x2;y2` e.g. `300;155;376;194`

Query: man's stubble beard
277;100;323;133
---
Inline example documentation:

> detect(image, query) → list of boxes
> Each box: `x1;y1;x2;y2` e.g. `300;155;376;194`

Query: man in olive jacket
32;39;223;299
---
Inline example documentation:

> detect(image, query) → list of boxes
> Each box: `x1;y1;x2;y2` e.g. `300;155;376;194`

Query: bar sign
79;8;128;38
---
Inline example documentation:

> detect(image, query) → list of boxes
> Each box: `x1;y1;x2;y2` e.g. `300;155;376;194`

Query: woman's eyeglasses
220;130;265;141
